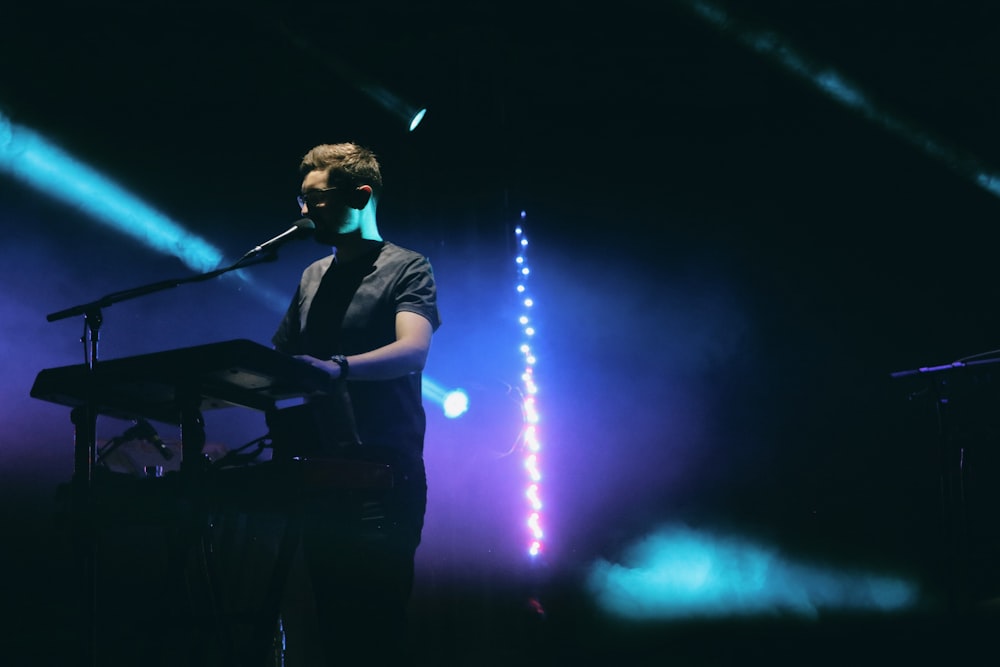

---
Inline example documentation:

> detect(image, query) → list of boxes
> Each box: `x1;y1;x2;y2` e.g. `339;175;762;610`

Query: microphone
122;418;173;461
243;218;315;259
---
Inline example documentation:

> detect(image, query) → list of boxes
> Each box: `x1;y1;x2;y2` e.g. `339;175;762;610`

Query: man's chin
316;229;364;246
313;229;343;245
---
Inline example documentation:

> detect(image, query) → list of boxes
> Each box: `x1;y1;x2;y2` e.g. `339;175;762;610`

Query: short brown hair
299;143;383;197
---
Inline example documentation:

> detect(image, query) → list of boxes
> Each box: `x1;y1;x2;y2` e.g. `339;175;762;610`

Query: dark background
4;1;1000;663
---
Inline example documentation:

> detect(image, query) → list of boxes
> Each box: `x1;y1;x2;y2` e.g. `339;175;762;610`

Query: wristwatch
330;354;349;380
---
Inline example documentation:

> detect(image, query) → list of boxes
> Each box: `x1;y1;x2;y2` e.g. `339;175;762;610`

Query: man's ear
352;185;373;209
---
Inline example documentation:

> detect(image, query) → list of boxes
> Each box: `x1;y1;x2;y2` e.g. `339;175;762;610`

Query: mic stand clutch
44;233;300;667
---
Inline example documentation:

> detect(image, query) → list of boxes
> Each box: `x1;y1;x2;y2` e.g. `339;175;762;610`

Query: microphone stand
46;249;278;667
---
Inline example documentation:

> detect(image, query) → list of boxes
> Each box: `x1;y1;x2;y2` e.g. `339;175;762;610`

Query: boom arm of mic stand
46;250;280;482
46;252;278;323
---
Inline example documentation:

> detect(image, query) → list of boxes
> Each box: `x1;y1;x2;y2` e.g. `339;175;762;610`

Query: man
271;142;440;663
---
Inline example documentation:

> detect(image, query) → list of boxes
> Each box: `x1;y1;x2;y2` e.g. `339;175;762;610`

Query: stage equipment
34;225;315;666
892;351;1000;612
34;338;395;666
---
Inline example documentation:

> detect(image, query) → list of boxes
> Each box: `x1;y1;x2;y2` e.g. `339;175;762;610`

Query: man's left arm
295;310;433;381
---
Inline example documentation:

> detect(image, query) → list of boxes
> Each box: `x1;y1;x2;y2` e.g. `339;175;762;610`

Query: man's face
298;169;358;243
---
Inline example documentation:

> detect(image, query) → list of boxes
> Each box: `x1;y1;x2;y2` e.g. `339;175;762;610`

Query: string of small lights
514;213;544;558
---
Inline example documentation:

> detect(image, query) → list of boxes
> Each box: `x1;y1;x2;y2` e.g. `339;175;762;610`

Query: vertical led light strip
515;213;544;557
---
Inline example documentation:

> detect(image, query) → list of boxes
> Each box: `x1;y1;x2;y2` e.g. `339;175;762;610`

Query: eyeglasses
297;187;340;208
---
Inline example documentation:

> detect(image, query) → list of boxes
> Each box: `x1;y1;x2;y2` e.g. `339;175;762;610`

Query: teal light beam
1;108;457;402
587;524;920;620
681;0;1000;200
0;110;309;314
0;110;224;273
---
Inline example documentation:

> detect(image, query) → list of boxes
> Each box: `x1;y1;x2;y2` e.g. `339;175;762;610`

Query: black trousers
295;461;427;665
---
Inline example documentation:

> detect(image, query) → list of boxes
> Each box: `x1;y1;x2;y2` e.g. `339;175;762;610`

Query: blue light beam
0;108;448;398
0;110;223;273
424;376;469;419
587;524;920;620
442;390;469;419
681;0;1000;202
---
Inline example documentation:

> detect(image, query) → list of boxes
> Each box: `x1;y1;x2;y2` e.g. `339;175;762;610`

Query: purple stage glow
3;147;980;616
1;167;564;599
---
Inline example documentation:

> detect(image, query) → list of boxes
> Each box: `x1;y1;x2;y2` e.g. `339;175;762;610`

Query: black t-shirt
272;241;440;459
